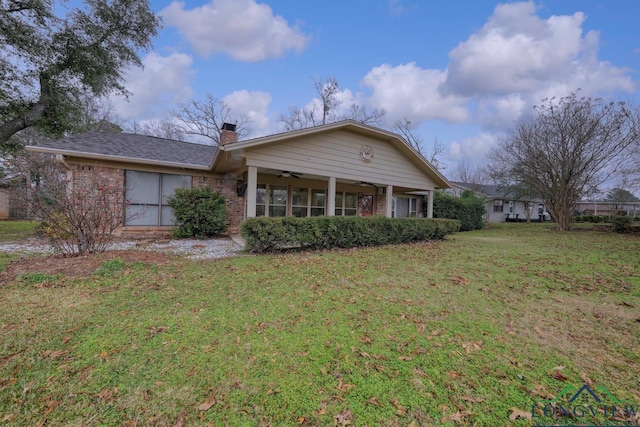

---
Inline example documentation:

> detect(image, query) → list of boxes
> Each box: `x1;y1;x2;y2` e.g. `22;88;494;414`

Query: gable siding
243;130;435;189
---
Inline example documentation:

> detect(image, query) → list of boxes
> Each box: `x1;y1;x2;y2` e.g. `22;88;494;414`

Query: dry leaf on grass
509;407;532;421
198;391;219;411
441;410;474;423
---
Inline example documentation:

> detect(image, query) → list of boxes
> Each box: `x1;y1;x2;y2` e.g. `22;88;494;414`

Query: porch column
246;166;257;218
328;176;336;216
427;190;434;218
386;185;393;217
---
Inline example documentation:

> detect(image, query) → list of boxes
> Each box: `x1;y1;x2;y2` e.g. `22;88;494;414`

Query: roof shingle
30;132;217;168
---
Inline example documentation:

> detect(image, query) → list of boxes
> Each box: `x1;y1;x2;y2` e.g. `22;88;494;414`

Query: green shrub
240;216;460;253
431;191;485;231
611;216;633;233
574;215;611;223
166;187;227;238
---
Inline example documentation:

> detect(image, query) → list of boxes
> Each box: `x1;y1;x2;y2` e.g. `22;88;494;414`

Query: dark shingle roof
29;132;217;168
450;181;517;199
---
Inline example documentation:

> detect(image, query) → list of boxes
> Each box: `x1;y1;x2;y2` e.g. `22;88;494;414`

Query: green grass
0;223;639;426
0;220;39;242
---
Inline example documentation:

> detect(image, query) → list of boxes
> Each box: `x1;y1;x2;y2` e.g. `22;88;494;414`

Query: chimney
220;122;238;145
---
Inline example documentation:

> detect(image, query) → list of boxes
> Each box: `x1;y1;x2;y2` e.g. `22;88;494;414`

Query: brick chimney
220;122;238;145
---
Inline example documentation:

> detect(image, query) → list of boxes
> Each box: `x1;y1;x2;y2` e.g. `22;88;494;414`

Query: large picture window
392;197;418;218
256;184;287;217
335;192;357;216
125;170;191;226
292;187;326;217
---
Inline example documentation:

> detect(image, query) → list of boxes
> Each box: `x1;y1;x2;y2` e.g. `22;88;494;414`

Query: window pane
292;206;308;217
335;193;343;209
310;207;325;216
292;187;308;206
311;189;326;207
256;185;266;204
161;205;176;226
396;198;410;218
125;205;158;226
126;170;159;204
335;208;343;216
161;174;191;204
270;186;287;206
256;205;265;217
345;193;357;209
345;208;357;216
270;205;286;217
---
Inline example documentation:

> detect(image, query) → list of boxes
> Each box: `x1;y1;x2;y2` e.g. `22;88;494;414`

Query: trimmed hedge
431;191;485;231
240;216;460;253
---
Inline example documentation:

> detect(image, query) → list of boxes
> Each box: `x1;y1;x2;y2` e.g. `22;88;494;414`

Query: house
0;178;27;220
575;201;640;217
447;181;548;223
26;120;450;236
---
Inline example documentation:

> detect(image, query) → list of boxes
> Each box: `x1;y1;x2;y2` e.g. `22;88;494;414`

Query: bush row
574;215;640;223
431;191;485;231
240;216;460;253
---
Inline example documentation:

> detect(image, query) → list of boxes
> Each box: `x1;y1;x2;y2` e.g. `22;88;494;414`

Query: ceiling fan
278;171;302;178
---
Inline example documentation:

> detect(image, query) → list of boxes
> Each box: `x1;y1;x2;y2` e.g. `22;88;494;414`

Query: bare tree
393;118;446;169
490;93;639;231
11;153;129;256
125;119;184;141
171;94;251;145
452;161;486;184
279;76;385;131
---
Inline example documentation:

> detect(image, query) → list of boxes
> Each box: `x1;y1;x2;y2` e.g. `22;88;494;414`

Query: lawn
0;223;638;426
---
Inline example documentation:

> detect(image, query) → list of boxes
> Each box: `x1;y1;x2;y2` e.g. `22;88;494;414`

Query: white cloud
442;1;634;99
448;132;501;164
362;63;469;124
160;0;310;61
111;52;194;121
223;90;272;137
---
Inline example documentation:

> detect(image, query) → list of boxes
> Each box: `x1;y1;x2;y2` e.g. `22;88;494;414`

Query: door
360;194;374;216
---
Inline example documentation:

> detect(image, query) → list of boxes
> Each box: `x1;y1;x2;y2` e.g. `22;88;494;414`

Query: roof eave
26;146;211;171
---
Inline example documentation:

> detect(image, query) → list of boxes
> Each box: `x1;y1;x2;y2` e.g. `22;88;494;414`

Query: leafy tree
490;93;639;231
605;188;639;203
0;0;160;146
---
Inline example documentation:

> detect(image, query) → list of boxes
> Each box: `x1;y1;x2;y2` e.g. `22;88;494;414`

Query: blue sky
110;0;640;175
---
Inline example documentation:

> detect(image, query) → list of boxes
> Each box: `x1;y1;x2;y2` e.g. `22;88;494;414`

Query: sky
109;0;640;175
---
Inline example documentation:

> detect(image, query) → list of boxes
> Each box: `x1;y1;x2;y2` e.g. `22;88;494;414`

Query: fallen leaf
198;392;218;411
441;411;473;423
533;326;545;337
620;301;635;307
333;408;352;426
297;416;306;424
398;355;412;361
460;396;484;403
365;396;381;406
509;407;532;421
550;370;569;382
450;276;469;286
391;398;407;416
581;373;594;388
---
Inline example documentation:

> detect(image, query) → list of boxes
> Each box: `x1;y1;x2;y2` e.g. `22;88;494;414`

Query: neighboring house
27;120;450;236
575;201;640;217
0;178;27;220
447;181;549;223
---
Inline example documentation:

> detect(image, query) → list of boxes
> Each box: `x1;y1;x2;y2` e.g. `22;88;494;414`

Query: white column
427;190;434;218
246;166;257;218
386;185;393;217
328;176;336;216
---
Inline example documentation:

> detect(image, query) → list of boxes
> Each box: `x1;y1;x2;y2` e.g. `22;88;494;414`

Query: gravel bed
0;237;243;260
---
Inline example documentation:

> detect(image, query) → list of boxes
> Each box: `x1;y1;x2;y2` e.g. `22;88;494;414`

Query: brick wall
193;176;245;234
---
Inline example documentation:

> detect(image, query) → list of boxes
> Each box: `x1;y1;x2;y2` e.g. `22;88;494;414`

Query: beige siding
244;130;435;190
0;188;9;220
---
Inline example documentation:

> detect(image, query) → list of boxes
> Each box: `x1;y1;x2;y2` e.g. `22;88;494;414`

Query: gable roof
450;181;543;201
217;120;451;189
27;131;217;170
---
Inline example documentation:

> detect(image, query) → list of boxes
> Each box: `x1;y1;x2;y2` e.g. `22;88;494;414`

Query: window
493;200;504;213
125;170;191;226
256;184;287;217
392;197;418;218
292;187;326;217
335;192;357;216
